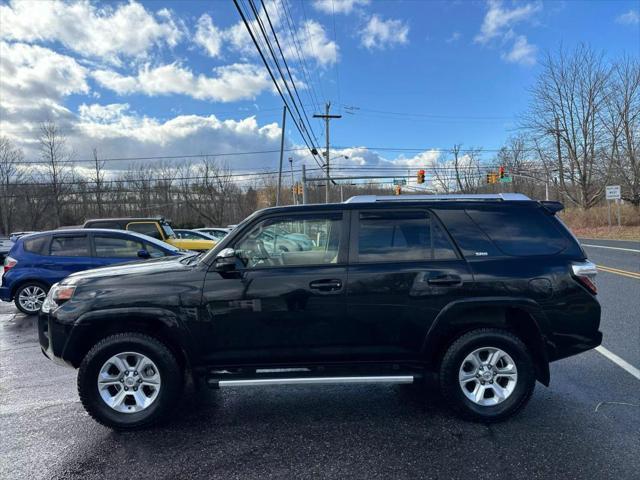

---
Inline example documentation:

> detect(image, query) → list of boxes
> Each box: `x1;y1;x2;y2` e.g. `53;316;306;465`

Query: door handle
427;275;462;286
309;279;343;291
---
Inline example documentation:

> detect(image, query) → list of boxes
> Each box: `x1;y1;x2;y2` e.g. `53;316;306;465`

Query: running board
211;375;415;388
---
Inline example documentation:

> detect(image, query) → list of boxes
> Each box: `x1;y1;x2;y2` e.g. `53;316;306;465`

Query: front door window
235;214;342;269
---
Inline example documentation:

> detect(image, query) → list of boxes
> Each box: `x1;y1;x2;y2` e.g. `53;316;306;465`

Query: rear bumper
0;286;11;302
548;330;603;362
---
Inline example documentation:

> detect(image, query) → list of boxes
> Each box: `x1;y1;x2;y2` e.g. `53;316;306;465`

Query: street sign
499;176;512;183
393;178;407;185
605;185;621;200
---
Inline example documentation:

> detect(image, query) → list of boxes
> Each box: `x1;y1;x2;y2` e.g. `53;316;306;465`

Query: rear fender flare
421;297;552;385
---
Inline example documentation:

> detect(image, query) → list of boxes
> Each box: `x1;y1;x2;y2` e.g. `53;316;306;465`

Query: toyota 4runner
39;194;601;430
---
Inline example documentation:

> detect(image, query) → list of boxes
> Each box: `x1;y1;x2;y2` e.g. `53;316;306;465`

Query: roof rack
344;193;531;203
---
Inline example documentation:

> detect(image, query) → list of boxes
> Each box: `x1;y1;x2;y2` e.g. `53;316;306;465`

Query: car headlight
41;283;76;313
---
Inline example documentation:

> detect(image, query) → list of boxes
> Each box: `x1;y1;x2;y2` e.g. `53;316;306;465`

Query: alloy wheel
97;352;162;413
458;346;518;406
17;285;47;313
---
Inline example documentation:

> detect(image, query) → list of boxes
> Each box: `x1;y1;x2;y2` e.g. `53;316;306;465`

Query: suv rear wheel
14;282;48;315
77;333;183;430
439;328;535;422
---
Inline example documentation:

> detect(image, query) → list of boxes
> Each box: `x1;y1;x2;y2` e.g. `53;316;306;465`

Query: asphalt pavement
1;238;638;480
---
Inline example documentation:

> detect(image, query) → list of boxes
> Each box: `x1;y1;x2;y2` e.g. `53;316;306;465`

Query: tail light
3;256;17;273
572;261;597;295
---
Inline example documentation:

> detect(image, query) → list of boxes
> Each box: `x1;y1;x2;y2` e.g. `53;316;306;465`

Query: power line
344;106;515;121
255;0;320;148
13;147;311;165
298;0;328;103
278;0;323;129
330;0;342;114
233;0;324;171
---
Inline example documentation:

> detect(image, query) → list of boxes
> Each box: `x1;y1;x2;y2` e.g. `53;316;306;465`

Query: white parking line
582;244;640;253
595;346;640;381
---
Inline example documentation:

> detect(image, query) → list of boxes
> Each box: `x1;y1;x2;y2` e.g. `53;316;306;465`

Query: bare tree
0;137;24;234
179;158;236;226
38;121;73;227
92;147;106;216
497;135;545;199
605;58;640;206
525;44;612;208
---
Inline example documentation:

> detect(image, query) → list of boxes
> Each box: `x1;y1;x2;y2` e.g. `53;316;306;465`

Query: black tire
439;328;535;423
13;281;48;315
78;333;183;430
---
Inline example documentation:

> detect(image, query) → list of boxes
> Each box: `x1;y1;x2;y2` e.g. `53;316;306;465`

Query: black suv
39;194;601;429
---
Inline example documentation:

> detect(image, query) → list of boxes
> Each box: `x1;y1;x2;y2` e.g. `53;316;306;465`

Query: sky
0;0;639;176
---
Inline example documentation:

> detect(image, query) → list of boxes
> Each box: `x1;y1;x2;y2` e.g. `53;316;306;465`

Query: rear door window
356;211;457;262
50;236;90;257
466;207;567;256
23;235;50;255
94;235;144;258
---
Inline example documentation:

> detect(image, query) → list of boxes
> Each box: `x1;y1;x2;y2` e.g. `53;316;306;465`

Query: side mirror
214;248;237;272
137;249;151;259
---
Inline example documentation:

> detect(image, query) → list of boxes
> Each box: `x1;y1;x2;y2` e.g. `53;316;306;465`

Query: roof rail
343;193;531;203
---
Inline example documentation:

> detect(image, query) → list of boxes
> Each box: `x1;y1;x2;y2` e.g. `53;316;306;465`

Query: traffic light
394;185;402;195
499;166;505;179
417;169;425;184
486;173;498;184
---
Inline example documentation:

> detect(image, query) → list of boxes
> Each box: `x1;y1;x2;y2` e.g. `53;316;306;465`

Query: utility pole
313;102;341;203
301;164;308;205
276;105;287;206
288;157;296;205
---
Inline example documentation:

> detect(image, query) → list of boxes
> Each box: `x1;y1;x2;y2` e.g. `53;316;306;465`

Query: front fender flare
62;307;197;368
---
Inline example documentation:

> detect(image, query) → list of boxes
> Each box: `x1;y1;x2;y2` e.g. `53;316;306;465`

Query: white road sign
605;185;621;200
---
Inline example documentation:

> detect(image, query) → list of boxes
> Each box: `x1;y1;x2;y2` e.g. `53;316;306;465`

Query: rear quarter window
23;235;50;255
465;206;568;256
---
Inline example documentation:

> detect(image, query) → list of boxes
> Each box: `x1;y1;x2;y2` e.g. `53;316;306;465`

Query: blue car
1;229;183;315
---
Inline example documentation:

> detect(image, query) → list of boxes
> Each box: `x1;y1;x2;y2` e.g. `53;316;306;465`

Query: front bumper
38;311;74;368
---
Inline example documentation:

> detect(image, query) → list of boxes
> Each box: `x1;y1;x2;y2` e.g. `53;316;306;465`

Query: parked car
9;231;36;242
195;227;231;242
174;229;217;241
0;237;13;260
83;217;215;252
39;194;601;430
1;229;183;315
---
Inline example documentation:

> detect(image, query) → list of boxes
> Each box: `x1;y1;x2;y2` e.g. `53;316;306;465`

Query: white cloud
501;35;537;66
194;14;223;58
359;15;409;50
474;0;540;66
0;0;183;64
312;0;370;15
71;105;284;171
0;41;89;102
92;63;274;102
446;31;462;43
616;9;640;25
475;0;541;44
297;20;339;66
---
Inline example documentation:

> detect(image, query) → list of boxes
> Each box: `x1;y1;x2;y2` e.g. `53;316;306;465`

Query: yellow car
83;217;216;252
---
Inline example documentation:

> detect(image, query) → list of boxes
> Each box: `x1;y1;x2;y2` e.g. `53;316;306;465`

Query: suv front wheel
77;333;183;430
439;328;535;422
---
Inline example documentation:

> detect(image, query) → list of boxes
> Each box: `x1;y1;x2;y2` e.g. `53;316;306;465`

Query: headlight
41;283;76;313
